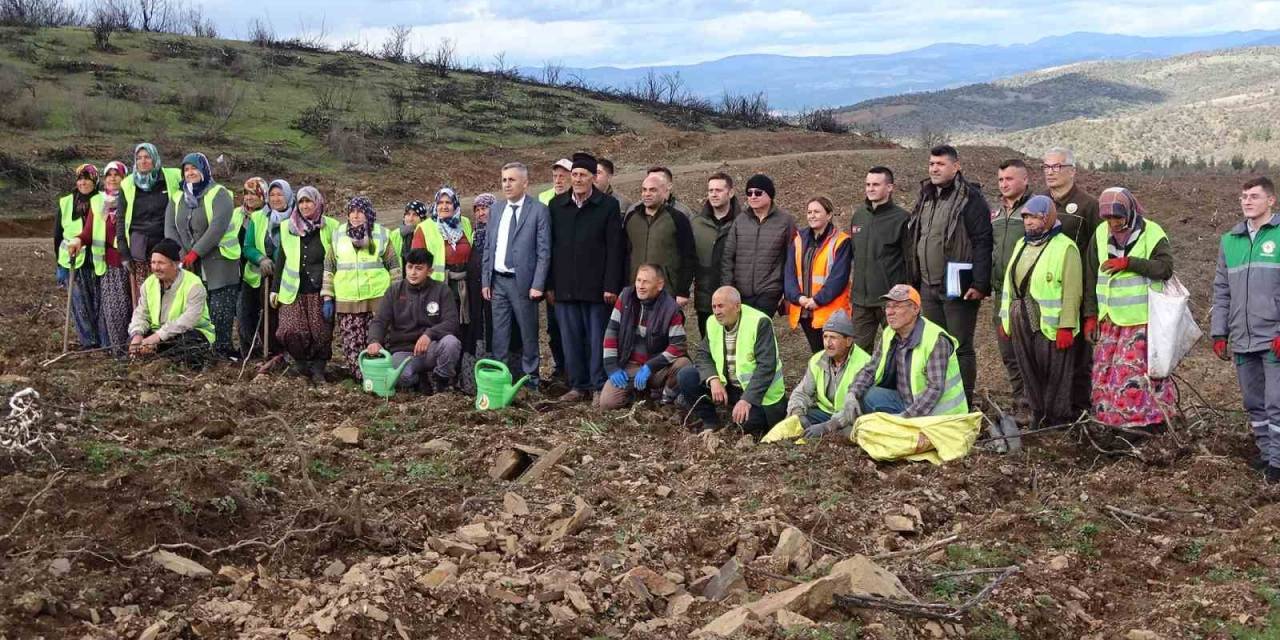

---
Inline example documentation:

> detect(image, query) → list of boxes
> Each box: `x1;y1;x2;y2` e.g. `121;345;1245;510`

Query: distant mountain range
834;45;1280;164
521;30;1280;112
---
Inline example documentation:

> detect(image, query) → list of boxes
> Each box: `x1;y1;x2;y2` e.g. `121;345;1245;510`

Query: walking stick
62;266;76;353
262;276;271;359
128;264;139;309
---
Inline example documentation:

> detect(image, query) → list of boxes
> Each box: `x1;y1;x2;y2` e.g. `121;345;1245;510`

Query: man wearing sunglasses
720;173;796;316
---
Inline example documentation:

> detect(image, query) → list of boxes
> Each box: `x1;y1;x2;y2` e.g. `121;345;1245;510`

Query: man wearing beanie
127;238;215;366
786;310;872;440
547;152;626;402
720;173;796;315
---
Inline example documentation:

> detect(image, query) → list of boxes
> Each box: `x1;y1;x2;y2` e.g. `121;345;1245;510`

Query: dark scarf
616;287;680;364
180;152;213;208
1024;221;1062;246
72;189;95;220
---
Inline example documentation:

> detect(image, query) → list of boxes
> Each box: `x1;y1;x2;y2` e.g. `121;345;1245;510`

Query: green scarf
132;142;163;192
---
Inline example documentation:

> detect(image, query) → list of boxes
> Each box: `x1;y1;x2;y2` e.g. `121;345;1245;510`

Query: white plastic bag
1147;274;1201;379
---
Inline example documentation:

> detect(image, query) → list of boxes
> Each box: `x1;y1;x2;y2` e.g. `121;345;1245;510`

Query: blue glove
633;366;652;390
55;266;69;287
322;299;335;322
608;369;629;389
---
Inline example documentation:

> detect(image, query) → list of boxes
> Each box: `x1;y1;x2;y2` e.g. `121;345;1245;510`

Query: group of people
52;142;1280;480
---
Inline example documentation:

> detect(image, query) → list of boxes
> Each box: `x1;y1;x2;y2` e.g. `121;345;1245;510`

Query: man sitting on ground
678;286;786;436
785;310;872;440
599;263;691;409
366;248;462;393
837;284;968;426
127;238;215;366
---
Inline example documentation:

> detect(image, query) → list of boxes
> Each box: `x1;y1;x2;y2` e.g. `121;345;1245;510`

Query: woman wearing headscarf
323;196;401;380
67;161;132;356
398;200;428;267
466;193;496;354
997;195;1084;428
237;177;277;358
55;163;102;349
271;186;338;383
412;187;475;354
164;152;241;359
1086;187;1177;431
119;143;183;302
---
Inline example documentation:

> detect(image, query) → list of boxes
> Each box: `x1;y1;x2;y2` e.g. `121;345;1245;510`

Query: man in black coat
906;144;993;404
548;152;626;402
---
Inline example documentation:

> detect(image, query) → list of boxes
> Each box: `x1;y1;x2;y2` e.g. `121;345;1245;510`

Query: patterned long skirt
97;264;133;357
275;293;333;363
207;284;240;357
69;262;100;348
129;260;149;304
1091;320;1179;427
337;312;372;380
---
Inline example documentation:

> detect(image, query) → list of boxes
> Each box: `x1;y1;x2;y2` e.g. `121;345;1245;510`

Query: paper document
945;262;973;299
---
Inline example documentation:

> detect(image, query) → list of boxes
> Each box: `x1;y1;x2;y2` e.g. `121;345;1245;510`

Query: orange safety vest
788;229;852;330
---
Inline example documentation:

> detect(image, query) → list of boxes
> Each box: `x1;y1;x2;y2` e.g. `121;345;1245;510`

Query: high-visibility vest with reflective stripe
999;234;1079;341
788;229;852;330
414;217;474;282
389;229;404;269
808;347;871;415
57;194;86;270
169;184;242;261
277;217;338;305
332;222;392;302
86;193;116;276
871;319;967;416
1094;220;1168;327
241;209;269;288
120;167;183;237
142;271;215;343
706;304;786;405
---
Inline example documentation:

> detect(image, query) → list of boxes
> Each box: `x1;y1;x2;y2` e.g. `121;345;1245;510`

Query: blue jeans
805;408;832;425
677;365;785;436
861;386;906;414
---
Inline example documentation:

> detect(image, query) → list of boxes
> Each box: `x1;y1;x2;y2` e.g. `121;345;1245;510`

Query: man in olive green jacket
692;172;740;335
991;159;1032;420
849;166;911;352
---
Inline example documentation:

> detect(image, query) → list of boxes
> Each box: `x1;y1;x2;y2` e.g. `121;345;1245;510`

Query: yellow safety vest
999;233;1080;341
57;194;86;270
169;184;242;261
706;305;786;405
1094;220;1168;327
142;271;215;343
808;347;871;415
332;222;392;302
871;319;967;416
240;209;269;288
87;193;122;276
414;217;474;282
121;167;183;236
277;217;338;305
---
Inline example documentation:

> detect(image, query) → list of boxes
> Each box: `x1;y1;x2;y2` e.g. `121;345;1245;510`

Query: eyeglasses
1042;164;1074;173
745;189;768;197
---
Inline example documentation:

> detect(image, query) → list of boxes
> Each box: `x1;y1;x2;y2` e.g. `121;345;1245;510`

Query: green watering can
473;359;529;410
358;352;412;398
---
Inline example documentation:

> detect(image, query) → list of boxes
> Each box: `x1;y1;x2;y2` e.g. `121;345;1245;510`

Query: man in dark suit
482;162;552;389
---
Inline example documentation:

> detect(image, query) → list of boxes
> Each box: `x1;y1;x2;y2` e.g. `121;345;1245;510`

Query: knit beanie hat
746;174;775;200
821;309;855;338
152;238;181;262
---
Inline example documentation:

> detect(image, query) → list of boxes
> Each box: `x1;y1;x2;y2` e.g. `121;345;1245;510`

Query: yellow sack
761;415;809;445
852;412;982;465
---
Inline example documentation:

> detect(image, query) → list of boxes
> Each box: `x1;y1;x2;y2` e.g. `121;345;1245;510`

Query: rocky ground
1;132;1276;639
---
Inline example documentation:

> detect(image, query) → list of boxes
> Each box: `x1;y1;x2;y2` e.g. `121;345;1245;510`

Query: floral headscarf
345;196;376;247
290;186;326;236
433;187;464;249
131;143;162;192
102;161;128;223
242;177;267;210
1098;187;1147;252
72;164;99;219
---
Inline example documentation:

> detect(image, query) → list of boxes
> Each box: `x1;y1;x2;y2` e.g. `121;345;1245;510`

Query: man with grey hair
678;286;786;436
482;161;551;390
1039;146;1100;414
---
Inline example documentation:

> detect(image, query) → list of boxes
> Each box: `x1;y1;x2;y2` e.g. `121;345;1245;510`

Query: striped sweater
602;289;687;374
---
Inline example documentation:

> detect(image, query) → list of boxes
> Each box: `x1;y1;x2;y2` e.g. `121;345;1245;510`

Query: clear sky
223;0;1280;68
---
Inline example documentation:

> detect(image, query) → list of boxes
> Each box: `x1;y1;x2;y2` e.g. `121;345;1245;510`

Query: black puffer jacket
719;205;796;302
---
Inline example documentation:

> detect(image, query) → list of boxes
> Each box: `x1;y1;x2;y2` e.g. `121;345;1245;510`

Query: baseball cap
552;158;573;172
880;284;922;307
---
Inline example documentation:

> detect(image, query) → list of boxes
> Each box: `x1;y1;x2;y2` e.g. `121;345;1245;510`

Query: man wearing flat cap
127;238;215;367
786;310;873;439
547;152;626;403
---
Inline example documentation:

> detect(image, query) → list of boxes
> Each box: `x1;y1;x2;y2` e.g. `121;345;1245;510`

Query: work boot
431;374;453;394
309;361;327;385
1267;466;1280;485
